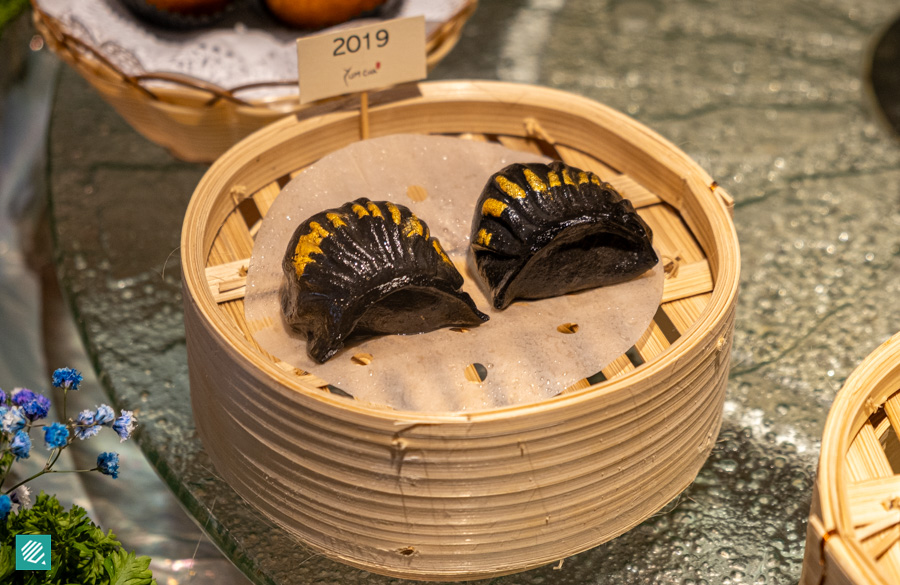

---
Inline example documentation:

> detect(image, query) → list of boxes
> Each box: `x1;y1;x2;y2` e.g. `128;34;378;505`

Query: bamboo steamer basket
30;0;476;163
181;80;740;580
802;332;900;585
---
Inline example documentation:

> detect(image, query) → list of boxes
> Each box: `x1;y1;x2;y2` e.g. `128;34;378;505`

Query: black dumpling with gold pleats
282;198;489;363
470;161;658;310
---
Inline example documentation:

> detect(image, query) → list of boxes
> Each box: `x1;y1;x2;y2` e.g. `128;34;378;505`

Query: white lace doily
36;0;468;99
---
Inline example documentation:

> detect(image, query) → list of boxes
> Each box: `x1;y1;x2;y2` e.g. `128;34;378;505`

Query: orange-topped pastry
265;0;388;29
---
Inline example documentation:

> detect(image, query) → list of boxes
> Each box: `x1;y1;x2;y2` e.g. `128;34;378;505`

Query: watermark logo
16;535;50;570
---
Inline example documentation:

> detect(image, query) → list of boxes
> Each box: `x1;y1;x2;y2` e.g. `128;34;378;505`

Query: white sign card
296;16;427;104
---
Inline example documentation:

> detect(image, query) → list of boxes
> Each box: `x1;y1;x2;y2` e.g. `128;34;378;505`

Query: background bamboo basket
181;80;740;581
802;332;900;585
30;0;476;163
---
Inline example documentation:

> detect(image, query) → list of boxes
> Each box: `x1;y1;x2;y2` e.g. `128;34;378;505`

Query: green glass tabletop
47;1;900;583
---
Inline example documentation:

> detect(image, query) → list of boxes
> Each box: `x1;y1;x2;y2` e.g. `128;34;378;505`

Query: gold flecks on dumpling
366;201;383;218
523;169;548;193
577;171;591;184
325;212;346;228
495;175;527;199
561;168;576;185
432;240;453;265
351;203;369;218
547;171;561;188
403;216;424;238
385;202;402;225
590;174;602;186
482;198;508;217
475;228;493;246
292;221;330;277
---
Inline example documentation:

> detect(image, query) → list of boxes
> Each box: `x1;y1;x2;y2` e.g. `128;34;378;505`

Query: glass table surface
47;1;900;583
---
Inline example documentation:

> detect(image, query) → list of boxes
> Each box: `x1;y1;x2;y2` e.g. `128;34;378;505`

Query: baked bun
265;0;388;29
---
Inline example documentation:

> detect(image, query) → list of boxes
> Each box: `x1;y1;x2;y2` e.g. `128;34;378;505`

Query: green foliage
104;551;155;585
0;450;15;477
0;493;156;585
0;0;28;38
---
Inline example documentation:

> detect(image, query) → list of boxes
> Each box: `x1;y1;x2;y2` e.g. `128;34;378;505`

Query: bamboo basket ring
30;0;478;162
181;80;740;580
802;332;900;585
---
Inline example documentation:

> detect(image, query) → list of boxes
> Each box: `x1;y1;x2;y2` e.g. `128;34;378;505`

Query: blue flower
74;410;100;440
43;422;69;449
112;410;136;442
2;407;26;434
96;452;119;479
52;367;82;391
94;404;115;426
0;388;5;404
0;495;10;520
10;430;31;460
22;394;51;421
11;388;36;407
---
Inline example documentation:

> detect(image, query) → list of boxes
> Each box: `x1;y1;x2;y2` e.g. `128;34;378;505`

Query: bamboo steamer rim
817;332;900;585
181;79;740;424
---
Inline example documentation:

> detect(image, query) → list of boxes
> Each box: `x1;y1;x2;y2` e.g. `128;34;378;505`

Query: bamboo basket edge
180;80;740;579
804;332;900;585
31;0;479;162
180;79;740;425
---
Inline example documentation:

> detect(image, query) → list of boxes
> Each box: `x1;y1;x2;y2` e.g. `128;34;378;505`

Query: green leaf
0;543;14;581
103;550;155;585
0;0;29;41
0;448;14;472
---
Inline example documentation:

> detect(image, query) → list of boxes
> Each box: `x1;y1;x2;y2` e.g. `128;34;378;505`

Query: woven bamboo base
31;0;477;162
182;80;740;580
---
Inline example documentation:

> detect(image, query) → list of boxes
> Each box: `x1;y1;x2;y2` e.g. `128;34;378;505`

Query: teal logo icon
16;535;50;570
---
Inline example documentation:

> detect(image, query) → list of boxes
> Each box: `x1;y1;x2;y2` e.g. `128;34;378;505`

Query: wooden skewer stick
360;91;370;140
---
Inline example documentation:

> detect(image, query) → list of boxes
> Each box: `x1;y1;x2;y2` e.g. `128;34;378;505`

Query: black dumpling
470;161;658;310
282;198;488;363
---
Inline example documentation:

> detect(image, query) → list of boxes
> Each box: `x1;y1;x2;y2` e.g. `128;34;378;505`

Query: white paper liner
36;0;467;100
244;134;664;412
